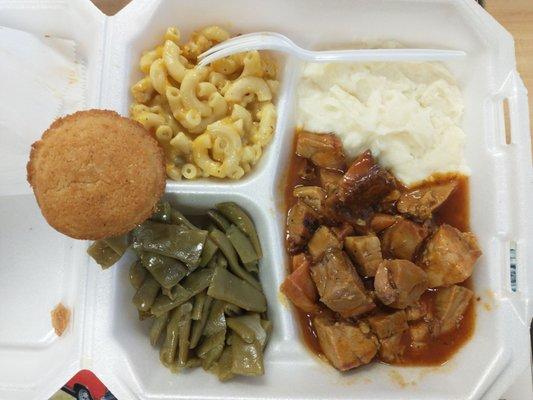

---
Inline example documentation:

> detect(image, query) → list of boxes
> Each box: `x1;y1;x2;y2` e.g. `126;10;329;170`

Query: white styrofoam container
0;0;531;399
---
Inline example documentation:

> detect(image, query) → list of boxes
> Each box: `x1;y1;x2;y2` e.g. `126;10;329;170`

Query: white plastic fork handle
197;35;466;66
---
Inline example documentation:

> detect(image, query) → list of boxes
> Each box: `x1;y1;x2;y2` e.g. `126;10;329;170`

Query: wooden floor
486;0;533;138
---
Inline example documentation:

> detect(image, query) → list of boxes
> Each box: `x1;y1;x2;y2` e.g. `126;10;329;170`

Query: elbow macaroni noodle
130;26;278;180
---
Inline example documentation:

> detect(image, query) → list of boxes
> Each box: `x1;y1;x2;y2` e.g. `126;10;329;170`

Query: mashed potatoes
296;62;468;186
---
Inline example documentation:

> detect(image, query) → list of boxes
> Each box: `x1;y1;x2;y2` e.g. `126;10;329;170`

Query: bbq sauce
282;132;475;367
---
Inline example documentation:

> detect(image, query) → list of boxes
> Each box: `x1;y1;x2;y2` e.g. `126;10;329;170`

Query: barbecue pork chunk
433;285;473;335
381;219;429;261
336;150;396;208
281;261;319;313
314;315;378;371
296;131;346;170
310;248;375;318
286;202;319;253
419;224;481;287
344;235;383;278
397;181;457;220
308;226;342;261
374;260;428;309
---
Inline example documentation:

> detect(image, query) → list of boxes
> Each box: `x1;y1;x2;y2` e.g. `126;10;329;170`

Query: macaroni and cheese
130;26;278;180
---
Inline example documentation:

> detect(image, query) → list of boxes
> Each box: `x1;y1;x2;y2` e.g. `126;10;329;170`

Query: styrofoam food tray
0;0;531;399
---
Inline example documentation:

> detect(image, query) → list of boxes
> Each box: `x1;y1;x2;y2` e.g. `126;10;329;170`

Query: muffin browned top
27;109;166;240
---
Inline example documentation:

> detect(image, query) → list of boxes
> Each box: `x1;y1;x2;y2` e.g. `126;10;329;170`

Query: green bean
162;283;186;300
209;229;261;290
214;346;234;381
260;319;273;348
197;330;226;358
203;300;226;337
223;303;242;316
207;253;219;269
104;234;129;255
189;296;213;349
230;333;264;376
150;312;169;346
160;306;182;366
243;261;259;274
202;344;225;371
198;330;226;370
169;362;184;374
141;251;188;289
151;201;172;223
87;240;123;269
151;268;213;316
227;317;255;343
207;209;231;231
151;285;192;316
192;291;207;320
168;209;218;271
207;267;267;313
226;225;259;264
170;209;197;230
199;238;218;267
132;221;207;267
132;275;160;312
227;313;267;346
138;310;152;321
217;252;228;269
185;357;202;368
129;260;147;289
182;267;214;293
177;302;193;367
216;202;262;258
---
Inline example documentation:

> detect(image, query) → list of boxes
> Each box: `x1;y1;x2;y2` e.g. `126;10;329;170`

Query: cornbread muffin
27;110;165;239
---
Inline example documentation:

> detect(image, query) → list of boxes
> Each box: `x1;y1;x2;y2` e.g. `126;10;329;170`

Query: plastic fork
197;31;466;66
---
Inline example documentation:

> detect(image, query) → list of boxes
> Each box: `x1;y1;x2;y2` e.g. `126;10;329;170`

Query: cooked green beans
217;202;262;258
206;209;231;231
129;260;147;289
141;251;188;289
203;300;226;337
87;237;127;269
230;333;264;376
226;225;260;264
132;276;160;312
87;200;271;381
199;238;218;267
192;291;207;321
132;221;207;267
208;267;267;313
209;229;261;290
189;296;213;349
151;201;172;223
150;312;169;346
176;302;193;367
160;306;182;366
